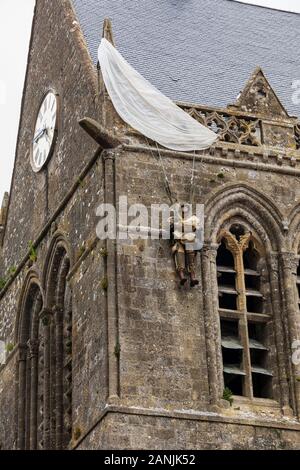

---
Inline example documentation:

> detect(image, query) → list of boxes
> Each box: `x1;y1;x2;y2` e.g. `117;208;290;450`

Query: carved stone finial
102;18;115;46
0;192;9;226
0;192;9;245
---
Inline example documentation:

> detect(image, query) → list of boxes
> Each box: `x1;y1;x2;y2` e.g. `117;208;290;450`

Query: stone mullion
268;253;292;413
63;290;72;448
49;312;57;449
202;245;220;406
209;245;224;399
28;294;42;450
234;246;253;399
103;150;120;401
14;355;20;448
24;346;31;449
17;344;27;449
41;309;52;450
54;306;64;450
280;253;300;417
53;255;71;449
28;339;39;450
37;328;45;449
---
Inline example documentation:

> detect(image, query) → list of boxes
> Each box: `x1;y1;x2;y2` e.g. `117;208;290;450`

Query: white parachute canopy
98;38;218;151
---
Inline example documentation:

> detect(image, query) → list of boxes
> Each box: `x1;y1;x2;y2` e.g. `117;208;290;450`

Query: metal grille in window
295;124;300;151
296;259;300;309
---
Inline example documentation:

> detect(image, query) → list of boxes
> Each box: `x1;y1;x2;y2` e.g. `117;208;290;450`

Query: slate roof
71;0;300;117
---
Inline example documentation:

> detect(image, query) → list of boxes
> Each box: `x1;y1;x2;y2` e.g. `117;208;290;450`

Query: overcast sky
0;0;35;204
0;0;300;204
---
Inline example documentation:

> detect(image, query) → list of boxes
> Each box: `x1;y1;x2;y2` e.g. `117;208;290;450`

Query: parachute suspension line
190;149;196;206
97;61;102;96
155;142;175;205
190;149;206;206
145;138;175;205
146;139;205;206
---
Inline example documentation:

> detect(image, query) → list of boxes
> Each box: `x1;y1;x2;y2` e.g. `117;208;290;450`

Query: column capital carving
202;243;218;255
102;148;116;162
268;252;279;273
52;305;63;315
280;252;298;274
26;339;39;358
39;308;53;326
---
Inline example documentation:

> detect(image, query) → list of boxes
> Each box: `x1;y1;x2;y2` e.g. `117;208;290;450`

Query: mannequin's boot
178;269;188;286
190;270;199;287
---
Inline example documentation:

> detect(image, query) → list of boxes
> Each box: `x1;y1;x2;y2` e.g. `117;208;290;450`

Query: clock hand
33;128;46;144
45;130;51;144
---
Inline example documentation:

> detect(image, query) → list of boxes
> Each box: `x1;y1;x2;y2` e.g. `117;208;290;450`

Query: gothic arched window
16;239;72;450
17;282;43;450
44;244;72;450
216;224;273;399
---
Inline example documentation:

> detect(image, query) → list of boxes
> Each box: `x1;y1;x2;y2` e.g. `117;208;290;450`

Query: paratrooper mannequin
170;205;202;287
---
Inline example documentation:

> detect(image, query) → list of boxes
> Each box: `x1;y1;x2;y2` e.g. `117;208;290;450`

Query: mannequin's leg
186;251;199;287
173;243;187;285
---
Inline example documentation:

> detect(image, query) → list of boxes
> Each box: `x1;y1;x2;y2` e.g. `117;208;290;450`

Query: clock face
31;91;58;172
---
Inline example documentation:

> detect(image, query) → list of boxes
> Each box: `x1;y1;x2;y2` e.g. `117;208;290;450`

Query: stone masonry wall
77;411;300;450
113;148;300;413
0;0;98;275
0;0;108;449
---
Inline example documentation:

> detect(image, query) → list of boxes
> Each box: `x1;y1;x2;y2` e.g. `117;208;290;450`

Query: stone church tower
0;0;300;450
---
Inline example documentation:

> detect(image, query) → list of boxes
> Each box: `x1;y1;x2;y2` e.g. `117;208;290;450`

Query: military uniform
170;210;202;287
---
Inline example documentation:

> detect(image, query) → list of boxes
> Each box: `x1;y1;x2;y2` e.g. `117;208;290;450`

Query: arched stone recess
42;232;73;450
42;231;74;296
15;269;44;450
204;183;284;251
287;205;300;254
200;184;293;414
283;206;300;417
